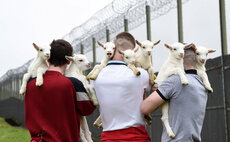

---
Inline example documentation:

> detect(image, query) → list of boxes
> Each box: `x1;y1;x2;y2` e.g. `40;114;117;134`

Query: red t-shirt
25;71;95;142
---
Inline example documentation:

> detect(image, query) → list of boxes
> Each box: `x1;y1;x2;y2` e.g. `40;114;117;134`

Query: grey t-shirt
157;70;208;142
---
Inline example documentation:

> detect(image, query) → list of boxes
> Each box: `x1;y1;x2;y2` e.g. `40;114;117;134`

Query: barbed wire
0;0;189;85
63;0;189;53
0;59;33;85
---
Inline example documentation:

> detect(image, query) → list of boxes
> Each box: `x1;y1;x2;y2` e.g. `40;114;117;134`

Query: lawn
0;117;31;142
0;117;101;142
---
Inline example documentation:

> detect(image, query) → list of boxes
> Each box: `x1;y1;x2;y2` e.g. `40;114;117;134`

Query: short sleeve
157;75;181;100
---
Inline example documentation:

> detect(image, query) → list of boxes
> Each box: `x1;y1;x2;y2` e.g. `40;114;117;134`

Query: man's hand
152;83;158;91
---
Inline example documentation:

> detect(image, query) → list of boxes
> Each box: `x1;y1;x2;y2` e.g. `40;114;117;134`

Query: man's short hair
49;39;73;66
115;32;135;47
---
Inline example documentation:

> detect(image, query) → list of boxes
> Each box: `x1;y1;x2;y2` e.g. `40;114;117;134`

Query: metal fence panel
0;55;229;141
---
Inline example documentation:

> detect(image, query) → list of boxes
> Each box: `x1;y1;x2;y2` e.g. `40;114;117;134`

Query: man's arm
67;77;96;116
141;90;165;114
141;75;181;114
76;92;96;116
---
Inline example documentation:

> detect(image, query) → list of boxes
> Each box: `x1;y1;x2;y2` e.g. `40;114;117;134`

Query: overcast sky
0;0;112;77
0;0;229;77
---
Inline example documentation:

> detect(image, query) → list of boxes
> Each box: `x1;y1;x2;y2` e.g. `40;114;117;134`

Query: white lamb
86;41;115;80
155;42;192;138
19;43;50;95
93;47;140;128
119;47;155;125
65;54;98;107
193;45;216;93
118;47;140;76
135;40;160;85
65;54;97;142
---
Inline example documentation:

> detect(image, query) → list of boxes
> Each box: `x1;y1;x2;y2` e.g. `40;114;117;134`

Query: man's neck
47;64;66;74
112;51;123;61
184;65;195;70
112;56;123;61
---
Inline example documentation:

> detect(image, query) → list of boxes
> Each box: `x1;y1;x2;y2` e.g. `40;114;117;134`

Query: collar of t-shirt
185;69;197;75
107;60;126;66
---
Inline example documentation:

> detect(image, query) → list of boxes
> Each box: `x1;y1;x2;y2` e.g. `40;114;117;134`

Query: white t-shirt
93;60;150;131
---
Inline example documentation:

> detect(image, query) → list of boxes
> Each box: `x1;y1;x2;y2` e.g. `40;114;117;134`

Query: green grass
92;137;101;142
0;117;31;142
0;117;101;142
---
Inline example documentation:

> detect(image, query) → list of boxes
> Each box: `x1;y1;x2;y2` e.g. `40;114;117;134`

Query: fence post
219;0;228;55
106;28;110;42
146;4;151;41
80;44;84;54
219;0;229;141
92;37;96;66
124;18;129;32
177;0;184;43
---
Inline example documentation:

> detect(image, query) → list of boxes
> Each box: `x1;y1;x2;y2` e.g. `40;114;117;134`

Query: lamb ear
65;55;74;61
164;44;172;50
153;40;161;46
97;41;105;49
133;46;139;53
118;49;124;55
136;40;142;47
208;50;216;53
185;43;196;51
33;43;39;51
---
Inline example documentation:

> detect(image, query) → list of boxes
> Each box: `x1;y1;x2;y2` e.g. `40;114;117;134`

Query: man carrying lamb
93;32;151;142
24;39;95;142
141;46;208;142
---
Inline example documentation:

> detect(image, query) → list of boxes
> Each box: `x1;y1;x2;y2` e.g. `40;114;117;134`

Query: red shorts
101;126;151;142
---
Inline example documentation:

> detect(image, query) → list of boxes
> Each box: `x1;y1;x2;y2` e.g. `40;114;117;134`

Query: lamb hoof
90;77;96;80
19;89;25;95
93;101;99;108
169;133;175;138
136;71;141;76
36;80;43;86
153;74;157;80
150;79;155;85
145;120;152;125
98;123;103;128
167;129;175;138
93;122;102;128
182;80;189;85
206;87;213;93
88;75;97;80
144;114;152;125
86;75;91;80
